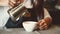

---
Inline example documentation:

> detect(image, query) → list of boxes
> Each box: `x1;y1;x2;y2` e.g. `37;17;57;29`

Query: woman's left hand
37;19;50;30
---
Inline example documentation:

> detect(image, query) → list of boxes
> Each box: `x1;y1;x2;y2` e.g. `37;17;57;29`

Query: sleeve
44;8;52;19
24;0;33;8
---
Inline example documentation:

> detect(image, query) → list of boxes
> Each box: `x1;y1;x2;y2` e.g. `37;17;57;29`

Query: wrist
44;17;52;24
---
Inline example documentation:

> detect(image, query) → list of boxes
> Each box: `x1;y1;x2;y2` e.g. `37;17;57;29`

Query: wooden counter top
0;25;60;34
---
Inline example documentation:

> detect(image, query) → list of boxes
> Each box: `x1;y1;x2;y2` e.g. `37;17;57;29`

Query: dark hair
25;0;44;21
32;0;44;20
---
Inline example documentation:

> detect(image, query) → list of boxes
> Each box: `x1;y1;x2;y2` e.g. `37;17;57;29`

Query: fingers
39;23;48;30
40;21;44;26
9;0;16;8
38;19;45;26
8;0;21;8
38;19;48;30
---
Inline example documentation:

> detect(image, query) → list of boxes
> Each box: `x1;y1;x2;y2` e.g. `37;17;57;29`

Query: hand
9;0;24;8
37;19;50;30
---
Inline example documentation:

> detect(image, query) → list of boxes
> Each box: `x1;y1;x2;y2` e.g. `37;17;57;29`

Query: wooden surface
0;25;60;34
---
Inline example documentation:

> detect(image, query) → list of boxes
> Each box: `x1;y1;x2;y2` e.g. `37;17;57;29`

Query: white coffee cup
22;21;37;32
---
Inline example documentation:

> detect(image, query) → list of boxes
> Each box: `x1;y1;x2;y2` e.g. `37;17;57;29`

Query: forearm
44;8;52;24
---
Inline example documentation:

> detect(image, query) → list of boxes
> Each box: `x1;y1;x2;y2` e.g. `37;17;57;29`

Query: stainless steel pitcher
7;0;28;22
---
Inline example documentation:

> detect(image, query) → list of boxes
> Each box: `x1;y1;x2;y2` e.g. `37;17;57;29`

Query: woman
6;0;52;30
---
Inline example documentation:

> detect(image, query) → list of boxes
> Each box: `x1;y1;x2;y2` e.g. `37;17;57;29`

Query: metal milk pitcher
7;0;28;22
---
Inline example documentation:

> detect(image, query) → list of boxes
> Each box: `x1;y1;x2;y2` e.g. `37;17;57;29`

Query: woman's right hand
8;0;31;17
9;0;24;8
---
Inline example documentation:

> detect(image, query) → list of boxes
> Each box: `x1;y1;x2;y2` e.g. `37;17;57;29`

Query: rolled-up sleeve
44;8;52;19
24;0;33;8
